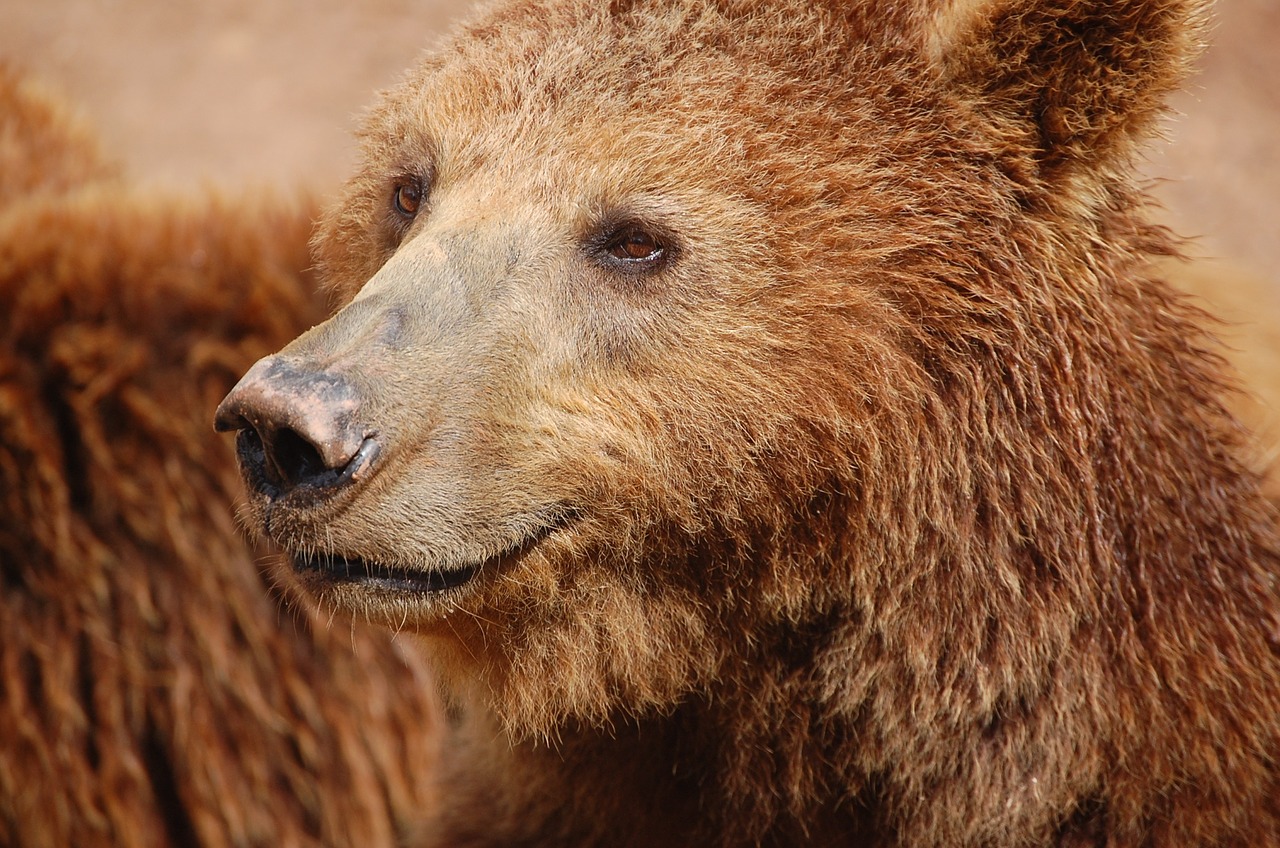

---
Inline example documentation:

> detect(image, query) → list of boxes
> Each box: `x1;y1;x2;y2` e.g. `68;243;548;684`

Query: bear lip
289;513;571;595
292;551;480;593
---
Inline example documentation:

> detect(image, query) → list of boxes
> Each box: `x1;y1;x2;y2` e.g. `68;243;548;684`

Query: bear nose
214;356;380;495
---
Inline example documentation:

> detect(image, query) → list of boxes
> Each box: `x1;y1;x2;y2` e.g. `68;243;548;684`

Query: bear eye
392;179;424;218
602;225;666;265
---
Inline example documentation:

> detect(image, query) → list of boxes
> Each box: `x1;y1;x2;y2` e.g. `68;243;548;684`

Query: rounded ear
927;0;1207;184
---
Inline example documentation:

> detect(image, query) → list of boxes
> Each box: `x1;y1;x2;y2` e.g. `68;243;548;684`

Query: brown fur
223;0;1278;845
0;66;441;847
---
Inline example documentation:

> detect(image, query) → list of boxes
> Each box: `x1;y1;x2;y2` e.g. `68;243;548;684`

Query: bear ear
926;0;1206;183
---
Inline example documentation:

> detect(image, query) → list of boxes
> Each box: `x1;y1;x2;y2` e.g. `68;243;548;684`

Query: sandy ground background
0;0;1276;278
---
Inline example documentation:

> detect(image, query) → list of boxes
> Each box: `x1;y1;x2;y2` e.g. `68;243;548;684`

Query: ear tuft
931;0;1207;183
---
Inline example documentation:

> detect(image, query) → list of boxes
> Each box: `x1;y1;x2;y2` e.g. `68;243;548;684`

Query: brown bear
0;66;442;847
215;0;1280;845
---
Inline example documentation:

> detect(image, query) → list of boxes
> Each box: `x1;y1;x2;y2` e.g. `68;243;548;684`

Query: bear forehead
363;0;926;185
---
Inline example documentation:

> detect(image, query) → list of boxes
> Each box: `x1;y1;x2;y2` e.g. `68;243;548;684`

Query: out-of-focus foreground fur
0;66;440;847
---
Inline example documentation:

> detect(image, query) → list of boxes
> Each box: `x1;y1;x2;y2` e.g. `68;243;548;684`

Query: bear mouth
288;515;570;595
292;551;481;593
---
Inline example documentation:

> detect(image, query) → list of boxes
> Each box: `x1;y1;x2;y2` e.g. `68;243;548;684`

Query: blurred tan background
0;0;1276;279
0;0;472;187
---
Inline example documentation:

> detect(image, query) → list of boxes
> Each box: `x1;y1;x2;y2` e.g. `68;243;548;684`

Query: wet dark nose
213;356;380;496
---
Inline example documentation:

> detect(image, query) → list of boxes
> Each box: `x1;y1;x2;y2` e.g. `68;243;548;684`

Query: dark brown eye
604;226;664;263
392;180;423;218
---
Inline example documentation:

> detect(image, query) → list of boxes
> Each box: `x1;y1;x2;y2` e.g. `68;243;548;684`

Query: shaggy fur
217;0;1280;845
0;66;441;847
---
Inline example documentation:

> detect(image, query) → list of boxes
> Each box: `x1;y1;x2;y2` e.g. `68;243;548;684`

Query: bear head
217;0;1220;745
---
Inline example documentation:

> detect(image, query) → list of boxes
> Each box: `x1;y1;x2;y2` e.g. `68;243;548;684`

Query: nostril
267;427;334;490
236;424;381;495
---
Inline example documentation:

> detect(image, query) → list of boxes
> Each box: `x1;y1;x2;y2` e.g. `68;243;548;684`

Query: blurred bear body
0;67;441;847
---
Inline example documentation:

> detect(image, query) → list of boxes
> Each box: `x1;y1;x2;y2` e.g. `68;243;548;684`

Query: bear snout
214;355;381;498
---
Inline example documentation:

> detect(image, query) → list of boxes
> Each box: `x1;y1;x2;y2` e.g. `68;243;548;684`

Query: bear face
217;0;1280;844
220;1;959;723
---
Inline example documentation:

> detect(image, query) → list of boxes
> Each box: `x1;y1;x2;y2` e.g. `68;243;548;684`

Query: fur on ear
928;0;1207;184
